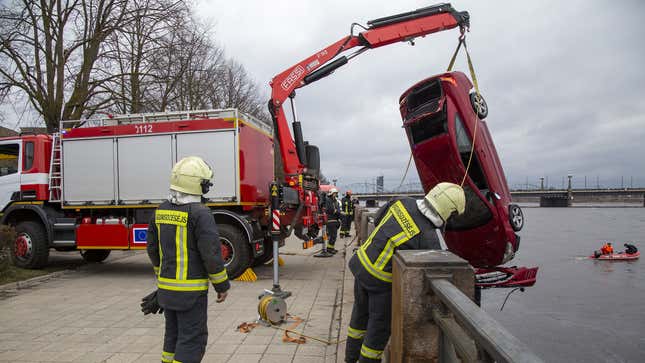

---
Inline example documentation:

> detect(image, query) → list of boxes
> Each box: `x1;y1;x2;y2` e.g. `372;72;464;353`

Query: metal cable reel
258;294;287;325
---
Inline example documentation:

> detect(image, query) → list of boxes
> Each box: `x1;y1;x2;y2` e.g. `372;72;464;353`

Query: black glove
140;290;163;315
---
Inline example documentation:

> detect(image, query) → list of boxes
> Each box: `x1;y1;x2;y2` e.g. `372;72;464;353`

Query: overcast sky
199;1;643;190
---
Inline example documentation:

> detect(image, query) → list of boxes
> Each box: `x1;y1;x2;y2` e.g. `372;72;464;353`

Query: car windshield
454;113;489;192
446;114;492;231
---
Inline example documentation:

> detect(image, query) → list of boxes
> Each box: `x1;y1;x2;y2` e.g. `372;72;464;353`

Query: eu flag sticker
133;227;148;245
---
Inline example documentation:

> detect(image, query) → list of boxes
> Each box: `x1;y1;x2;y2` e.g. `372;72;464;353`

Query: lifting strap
446;29;481;186
446;29;480;96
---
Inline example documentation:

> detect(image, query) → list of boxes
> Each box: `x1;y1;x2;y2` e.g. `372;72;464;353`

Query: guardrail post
390;250;474;362
357;209;375;246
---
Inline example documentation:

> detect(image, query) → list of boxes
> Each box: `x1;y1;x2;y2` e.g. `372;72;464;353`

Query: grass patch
0;265;50;285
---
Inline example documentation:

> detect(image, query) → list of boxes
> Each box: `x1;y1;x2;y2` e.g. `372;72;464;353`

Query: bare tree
0;0;269;130
0;0;130;131
101;0;188;114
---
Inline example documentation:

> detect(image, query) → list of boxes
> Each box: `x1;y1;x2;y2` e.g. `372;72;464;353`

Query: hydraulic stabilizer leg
265;182;291;299
314;224;334;258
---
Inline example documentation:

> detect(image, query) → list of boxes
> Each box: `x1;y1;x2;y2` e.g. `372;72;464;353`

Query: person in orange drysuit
601;242;613;255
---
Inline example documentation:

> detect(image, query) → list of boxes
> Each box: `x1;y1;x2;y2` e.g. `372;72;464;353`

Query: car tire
509;204;524;232
219;224;251;279
11;221;49;269
81;249;111;263
470;92;488;119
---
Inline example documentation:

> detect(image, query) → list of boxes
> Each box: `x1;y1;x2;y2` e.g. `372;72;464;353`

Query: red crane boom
268;3;469;236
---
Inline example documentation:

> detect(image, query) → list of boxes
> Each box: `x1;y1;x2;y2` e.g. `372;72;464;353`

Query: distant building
376;175;384;193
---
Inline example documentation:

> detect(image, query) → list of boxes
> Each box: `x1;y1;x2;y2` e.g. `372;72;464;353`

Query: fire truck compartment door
117;135;173;203
176;130;237;201
63;139;116;203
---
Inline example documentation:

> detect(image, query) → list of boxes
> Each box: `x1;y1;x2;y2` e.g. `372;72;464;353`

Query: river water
481;207;645;362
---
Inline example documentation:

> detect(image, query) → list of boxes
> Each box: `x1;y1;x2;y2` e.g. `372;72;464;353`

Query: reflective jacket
147;201;230;310
325;197;341;222
349;197;440;290
342;196;355;215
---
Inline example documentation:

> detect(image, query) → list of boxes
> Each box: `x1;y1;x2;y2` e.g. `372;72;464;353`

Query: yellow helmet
425;182;466;222
170;156;213;195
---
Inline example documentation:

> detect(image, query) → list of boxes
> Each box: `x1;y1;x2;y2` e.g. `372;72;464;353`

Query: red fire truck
2;110;301;278
4;3;475;279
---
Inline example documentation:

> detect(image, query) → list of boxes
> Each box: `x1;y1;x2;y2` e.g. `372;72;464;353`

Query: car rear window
408;105;447;145
405;79;442;118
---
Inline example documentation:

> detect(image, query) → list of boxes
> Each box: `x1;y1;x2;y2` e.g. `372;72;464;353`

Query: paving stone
236;344;267;354
105;352;142;363
227;353;263;363
202;353;231;363
0;229;359;363
259;354;293;363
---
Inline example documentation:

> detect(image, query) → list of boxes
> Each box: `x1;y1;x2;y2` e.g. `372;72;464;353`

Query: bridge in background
353;188;645;206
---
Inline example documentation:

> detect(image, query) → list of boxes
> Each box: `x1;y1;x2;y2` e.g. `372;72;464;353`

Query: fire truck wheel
80;249;111;263
11;221;49;269
219;224;251;279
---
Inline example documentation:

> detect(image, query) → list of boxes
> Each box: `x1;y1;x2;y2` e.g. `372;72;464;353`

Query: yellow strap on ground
234;268;257;282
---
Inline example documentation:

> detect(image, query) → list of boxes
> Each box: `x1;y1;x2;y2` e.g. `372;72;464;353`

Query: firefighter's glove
216;291;228;303
140;290;163;315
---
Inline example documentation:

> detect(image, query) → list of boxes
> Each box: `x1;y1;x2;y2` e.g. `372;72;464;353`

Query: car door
0;140;21;211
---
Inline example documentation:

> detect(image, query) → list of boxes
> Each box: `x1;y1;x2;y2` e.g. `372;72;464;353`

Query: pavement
0;231;357;363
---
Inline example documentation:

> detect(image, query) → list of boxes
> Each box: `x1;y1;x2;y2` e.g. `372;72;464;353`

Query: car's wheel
11;221;49;269
509;204;524;232
470;92;488;119
81;249;111;263
219;224;251;279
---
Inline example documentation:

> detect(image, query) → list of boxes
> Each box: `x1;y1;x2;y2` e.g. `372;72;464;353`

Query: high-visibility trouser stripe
175;225;187;280
157;223;163;270
357;248;392;283
153;266;160;276
373;232;409;270
161;351;174;362
361;344;383;360
158;277;209;292
347;326;366;340
361;211;392;250
209;269;228;284
172;360;183;363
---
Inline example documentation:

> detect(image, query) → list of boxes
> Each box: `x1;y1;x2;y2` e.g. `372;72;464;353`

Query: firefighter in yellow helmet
345;182;465;363
146;156;230;363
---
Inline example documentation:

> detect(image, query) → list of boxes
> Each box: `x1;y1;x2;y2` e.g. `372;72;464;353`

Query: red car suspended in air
399;71;524;267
